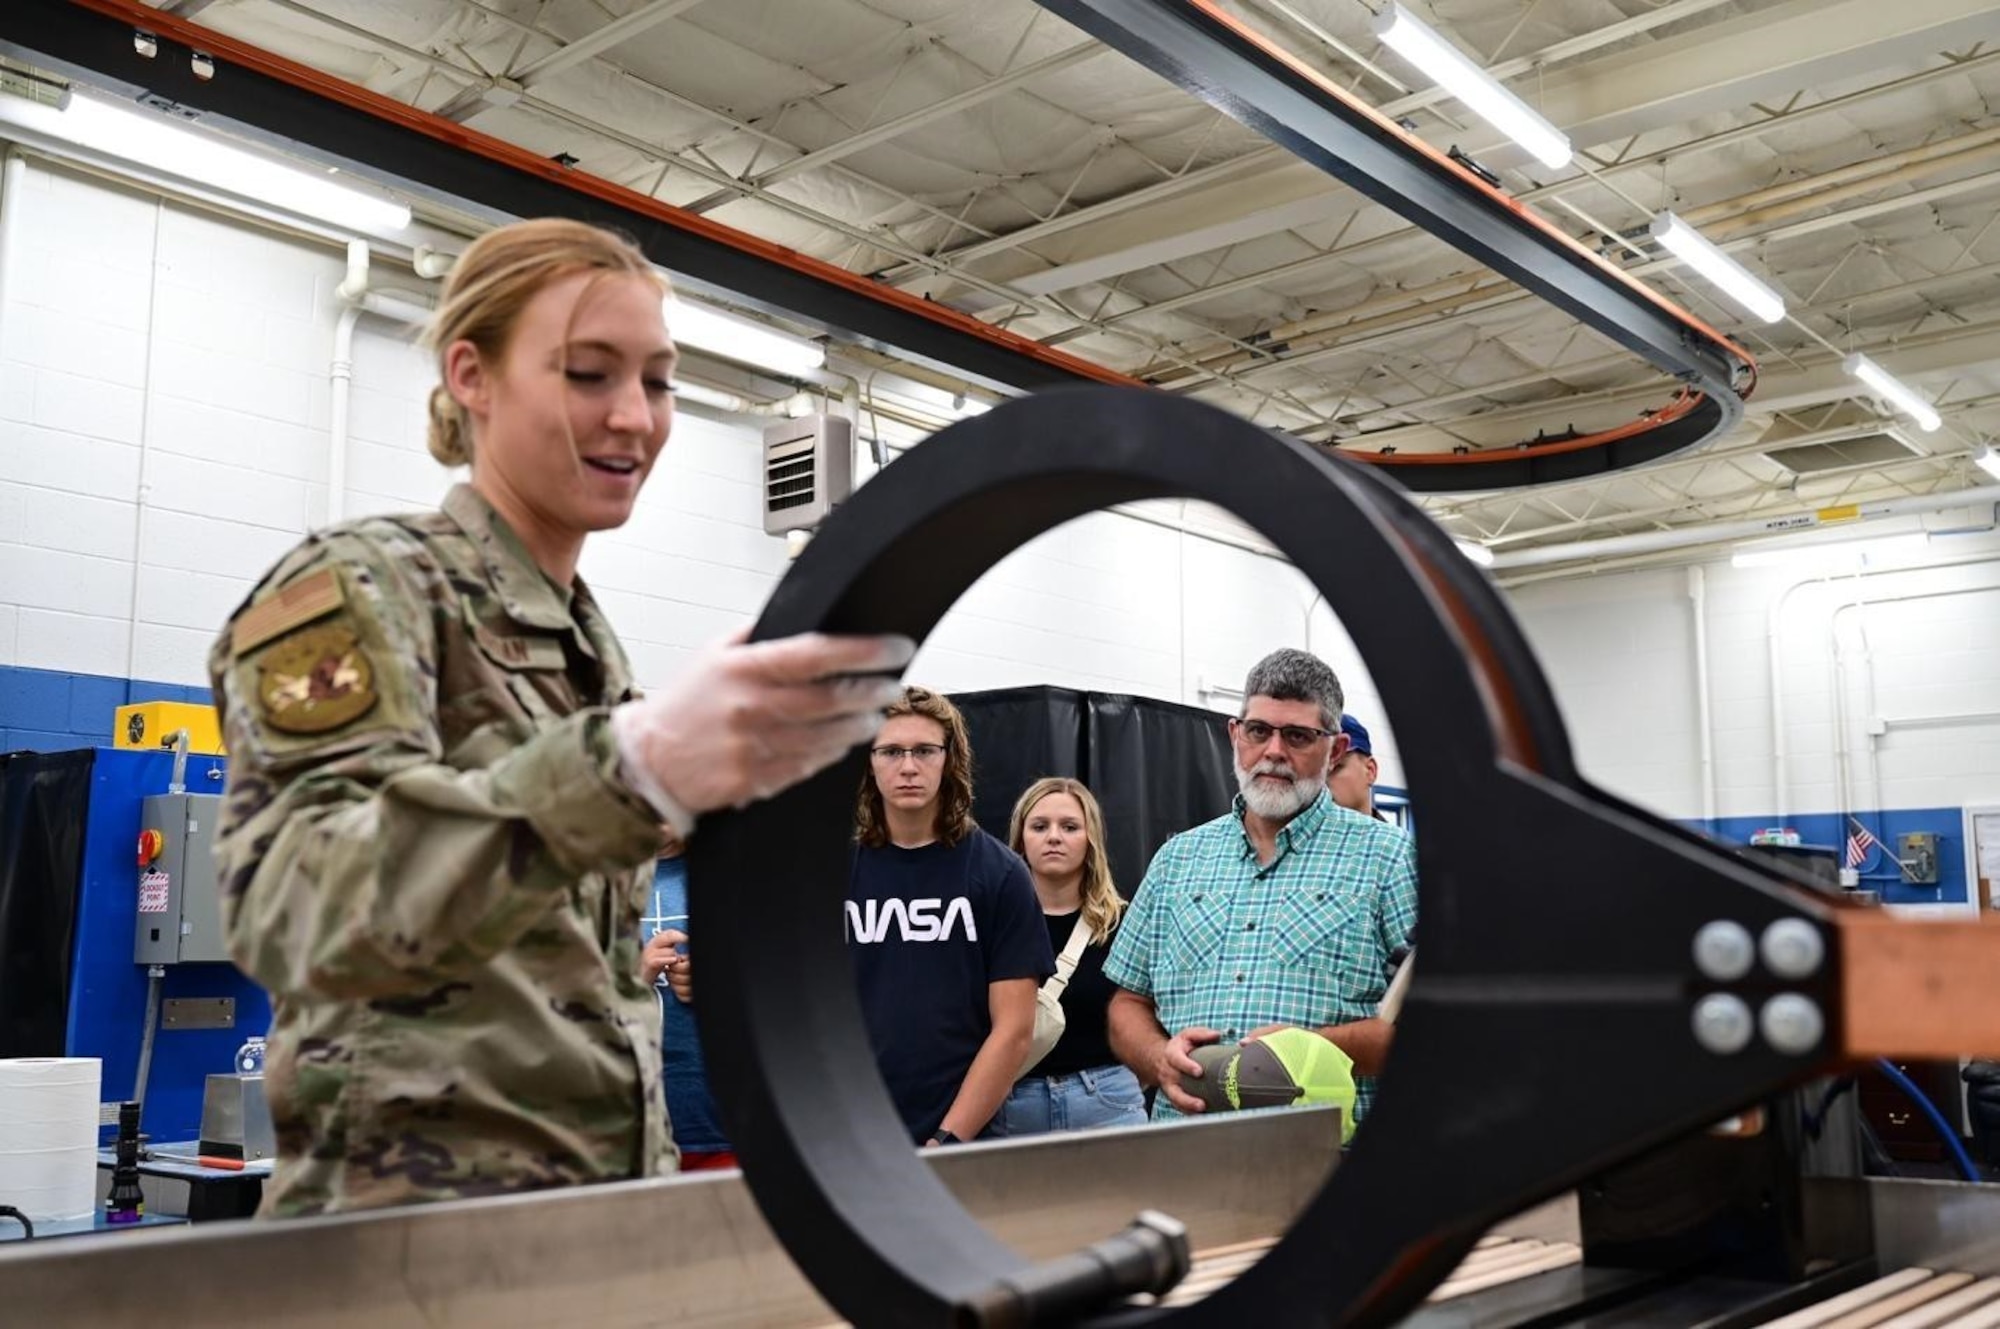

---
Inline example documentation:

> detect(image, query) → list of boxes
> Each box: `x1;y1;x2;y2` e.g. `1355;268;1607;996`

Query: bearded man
1103;649;1418;1128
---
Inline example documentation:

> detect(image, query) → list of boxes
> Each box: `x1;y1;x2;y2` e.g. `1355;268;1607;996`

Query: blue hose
1875;1058;1982;1183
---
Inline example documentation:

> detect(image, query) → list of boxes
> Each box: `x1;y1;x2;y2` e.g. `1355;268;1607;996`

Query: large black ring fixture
689;388;1841;1328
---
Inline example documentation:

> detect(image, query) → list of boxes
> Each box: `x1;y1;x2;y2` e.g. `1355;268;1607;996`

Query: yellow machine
114;701;225;755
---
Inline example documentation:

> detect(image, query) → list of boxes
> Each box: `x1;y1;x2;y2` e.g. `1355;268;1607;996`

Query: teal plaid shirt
1104;789;1417;1126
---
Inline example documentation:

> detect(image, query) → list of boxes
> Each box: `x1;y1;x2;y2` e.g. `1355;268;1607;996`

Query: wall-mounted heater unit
762;414;852;534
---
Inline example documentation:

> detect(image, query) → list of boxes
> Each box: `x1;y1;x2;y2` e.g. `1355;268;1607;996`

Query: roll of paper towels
0;1057;102;1223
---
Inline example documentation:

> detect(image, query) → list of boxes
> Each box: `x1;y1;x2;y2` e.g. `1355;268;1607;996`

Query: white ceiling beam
1362;206;2000;420
432;0;710;121
1168;162;2000;396
684;40;1105;210
891;146;1290;293
1078;47;2000;326
1511;0;2000;169
890;0;1740;294
895;0;1728;294
1008;190;1337;297
514;0;710;83
1748;330;2000;417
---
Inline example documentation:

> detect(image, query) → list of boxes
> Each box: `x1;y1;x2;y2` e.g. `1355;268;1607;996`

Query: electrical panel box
134;793;229;965
761;413;853;535
1898;831;1940;885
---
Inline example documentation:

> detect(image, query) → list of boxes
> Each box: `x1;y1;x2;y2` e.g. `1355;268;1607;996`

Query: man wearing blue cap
1330;715;1387;822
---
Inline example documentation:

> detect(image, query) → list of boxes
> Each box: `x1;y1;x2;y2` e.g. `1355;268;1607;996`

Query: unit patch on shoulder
256;621;379;735
233;567;347;657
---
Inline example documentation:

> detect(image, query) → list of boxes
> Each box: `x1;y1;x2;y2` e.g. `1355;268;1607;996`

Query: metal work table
5;1106;1338;1326
27;1119;1993;1327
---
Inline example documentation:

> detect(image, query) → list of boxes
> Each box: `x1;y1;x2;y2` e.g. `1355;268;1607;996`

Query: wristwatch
930;1128;960;1146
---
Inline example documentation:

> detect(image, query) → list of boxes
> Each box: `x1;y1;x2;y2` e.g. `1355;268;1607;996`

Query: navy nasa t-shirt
848;829;1054;1142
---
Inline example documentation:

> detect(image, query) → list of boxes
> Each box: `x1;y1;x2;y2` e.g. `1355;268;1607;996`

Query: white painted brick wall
147;452;311;533
0;423;141;498
1;361;33;421
1505;534;2000;819
15;606;130;676
0;484;23;554
0;301;150;389
32;370;145;446
0;546;132;619
148;398;321;480
18;489;136;562
134;565;256;633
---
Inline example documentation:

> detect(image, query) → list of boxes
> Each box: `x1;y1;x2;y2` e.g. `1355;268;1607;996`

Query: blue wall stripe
0;663;212;752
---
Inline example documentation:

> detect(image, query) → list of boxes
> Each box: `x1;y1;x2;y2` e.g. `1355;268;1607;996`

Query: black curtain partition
0;748;95;1059
953;687;1236;896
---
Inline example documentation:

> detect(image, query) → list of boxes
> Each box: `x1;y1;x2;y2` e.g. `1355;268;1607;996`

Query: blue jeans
989;1064;1149;1137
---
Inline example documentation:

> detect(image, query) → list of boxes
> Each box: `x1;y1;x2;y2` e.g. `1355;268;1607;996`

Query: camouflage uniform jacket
208;483;673;1216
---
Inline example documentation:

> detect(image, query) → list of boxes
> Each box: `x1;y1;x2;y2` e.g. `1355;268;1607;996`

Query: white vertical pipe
1768;591;1788;824
324;243;433;529
1828;577;1866;830
1688;566;1717;827
335;237;368;301
0;148;21;342
327;302;361;528
326;239;369;528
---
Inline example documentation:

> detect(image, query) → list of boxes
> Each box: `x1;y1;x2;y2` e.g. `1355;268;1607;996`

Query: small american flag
1845;818;1879;869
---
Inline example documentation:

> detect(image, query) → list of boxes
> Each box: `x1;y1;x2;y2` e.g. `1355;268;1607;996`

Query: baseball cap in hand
1188;1028;1358;1141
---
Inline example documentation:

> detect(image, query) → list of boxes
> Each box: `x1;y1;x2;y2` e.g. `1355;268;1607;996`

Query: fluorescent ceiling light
1844;353;1941;433
666;298;825;377
1730;532;1931;570
1372;3;1571;170
1649;212;1786;324
1453;539;1494;566
1974;445;2000;483
0;88;410;232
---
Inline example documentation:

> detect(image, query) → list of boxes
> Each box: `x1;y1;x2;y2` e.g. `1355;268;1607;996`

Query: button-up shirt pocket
1272;887;1380;1019
466;605;572;720
437;604;558;765
1163;890;1233;994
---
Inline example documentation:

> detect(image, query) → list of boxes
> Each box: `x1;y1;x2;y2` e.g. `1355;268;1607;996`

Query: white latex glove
613;629;915;826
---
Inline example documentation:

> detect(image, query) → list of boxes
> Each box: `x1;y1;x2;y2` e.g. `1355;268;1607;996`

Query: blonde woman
993;778;1148;1135
209;217;909;1216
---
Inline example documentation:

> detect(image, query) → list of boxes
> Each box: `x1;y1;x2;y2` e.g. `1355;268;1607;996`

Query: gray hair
1241;648;1343;730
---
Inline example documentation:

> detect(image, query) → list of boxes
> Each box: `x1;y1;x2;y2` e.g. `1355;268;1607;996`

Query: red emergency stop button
136;829;164;866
